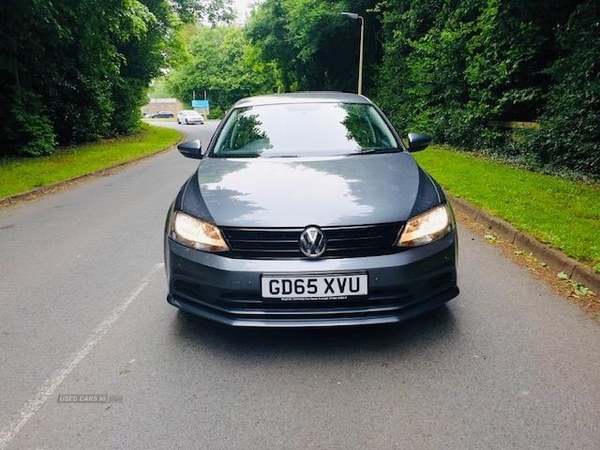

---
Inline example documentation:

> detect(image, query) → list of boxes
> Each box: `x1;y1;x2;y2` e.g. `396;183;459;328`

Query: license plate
261;273;368;301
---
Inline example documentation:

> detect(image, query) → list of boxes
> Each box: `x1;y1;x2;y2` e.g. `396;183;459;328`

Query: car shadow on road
169;304;459;361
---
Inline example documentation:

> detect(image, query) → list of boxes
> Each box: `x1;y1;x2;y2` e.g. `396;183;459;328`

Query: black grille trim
221;223;404;259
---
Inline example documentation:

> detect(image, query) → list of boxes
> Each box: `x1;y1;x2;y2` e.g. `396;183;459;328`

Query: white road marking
0;263;164;449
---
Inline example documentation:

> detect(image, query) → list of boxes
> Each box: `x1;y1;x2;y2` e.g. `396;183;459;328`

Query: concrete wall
142;98;183;116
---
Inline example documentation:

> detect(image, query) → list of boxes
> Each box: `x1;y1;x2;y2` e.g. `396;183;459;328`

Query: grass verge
0;124;182;200
414;146;600;269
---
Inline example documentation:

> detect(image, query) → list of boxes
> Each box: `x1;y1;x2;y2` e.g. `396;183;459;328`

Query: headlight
397;204;453;247
170;211;229;252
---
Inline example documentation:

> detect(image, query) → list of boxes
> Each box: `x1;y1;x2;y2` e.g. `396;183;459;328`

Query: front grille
221;223;404;259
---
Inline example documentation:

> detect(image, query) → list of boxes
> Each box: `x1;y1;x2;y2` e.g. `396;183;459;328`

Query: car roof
233;92;371;108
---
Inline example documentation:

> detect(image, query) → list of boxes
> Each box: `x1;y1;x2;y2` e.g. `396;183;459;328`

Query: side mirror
407;133;431;152
177;140;203;159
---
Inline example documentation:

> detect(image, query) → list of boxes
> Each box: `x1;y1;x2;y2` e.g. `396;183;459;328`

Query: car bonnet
184;153;438;227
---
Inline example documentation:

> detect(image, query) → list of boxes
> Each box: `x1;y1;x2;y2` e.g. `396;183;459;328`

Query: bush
9;93;56;157
375;0;598;180
528;0;600;179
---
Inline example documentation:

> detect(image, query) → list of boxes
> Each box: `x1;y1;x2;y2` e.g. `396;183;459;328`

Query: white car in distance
177;110;205;125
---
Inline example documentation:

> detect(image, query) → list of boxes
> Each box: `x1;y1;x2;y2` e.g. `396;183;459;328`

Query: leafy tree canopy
0;0;233;157
165;26;279;116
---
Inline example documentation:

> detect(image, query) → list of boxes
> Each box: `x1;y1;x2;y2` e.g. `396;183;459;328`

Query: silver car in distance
164;92;459;327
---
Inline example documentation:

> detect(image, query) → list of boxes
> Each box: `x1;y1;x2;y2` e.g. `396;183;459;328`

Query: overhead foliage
373;0;597;179
165;26;280;117
245;0;380;93
0;0;232;157
173;0;234;25
528;0;600;177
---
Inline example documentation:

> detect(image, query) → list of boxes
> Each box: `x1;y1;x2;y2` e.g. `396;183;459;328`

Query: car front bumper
165;233;458;327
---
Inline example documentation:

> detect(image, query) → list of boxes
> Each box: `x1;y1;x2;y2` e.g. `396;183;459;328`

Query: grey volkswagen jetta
164;92;459;327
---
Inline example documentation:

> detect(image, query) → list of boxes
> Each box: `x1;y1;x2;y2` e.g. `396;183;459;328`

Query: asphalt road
1;120;599;450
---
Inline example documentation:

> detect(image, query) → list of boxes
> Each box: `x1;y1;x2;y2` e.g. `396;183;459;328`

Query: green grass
0;124;182;199
414;146;600;268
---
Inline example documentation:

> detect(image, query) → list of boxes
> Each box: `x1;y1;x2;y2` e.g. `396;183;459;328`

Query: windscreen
211;102;399;158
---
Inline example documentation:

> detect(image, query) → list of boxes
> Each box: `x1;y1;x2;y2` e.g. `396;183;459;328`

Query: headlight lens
170;211;229;252
397;204;453;247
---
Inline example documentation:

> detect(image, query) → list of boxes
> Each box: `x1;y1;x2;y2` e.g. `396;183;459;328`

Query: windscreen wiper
357;147;400;154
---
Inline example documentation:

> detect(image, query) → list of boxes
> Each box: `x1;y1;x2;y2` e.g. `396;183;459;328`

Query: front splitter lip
167;286;459;328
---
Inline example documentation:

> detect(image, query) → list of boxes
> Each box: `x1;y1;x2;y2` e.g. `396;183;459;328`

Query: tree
245;0;380;93
530;0;600;177
373;0;598;180
0;0;233;157
165;26;280;116
172;0;234;25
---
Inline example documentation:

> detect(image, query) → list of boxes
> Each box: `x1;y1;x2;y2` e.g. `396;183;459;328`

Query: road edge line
0;262;164;449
